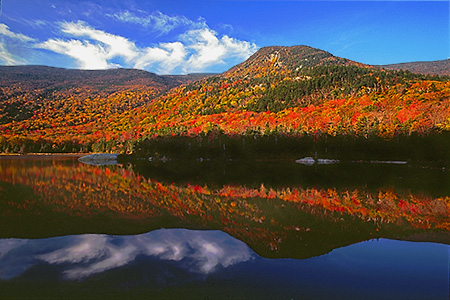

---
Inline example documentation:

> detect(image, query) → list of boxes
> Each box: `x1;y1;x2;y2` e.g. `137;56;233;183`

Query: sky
0;0;448;74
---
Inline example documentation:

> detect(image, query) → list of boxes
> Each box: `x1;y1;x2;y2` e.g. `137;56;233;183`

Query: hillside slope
1;46;450;154
225;45;368;79
127;45;449;141
0;66;213;152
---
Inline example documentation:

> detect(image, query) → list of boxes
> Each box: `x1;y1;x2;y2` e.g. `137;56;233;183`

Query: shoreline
0;153;90;160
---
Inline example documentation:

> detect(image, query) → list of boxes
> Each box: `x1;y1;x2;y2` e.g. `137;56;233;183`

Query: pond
0;155;449;299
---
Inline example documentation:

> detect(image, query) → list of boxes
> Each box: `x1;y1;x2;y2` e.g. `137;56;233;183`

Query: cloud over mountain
36;21;139;69
3;9;257;74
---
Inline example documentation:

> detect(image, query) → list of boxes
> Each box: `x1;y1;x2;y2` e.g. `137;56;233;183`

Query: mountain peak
225;45;367;78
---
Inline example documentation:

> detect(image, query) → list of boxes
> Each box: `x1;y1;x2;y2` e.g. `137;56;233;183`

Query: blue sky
0;0;448;74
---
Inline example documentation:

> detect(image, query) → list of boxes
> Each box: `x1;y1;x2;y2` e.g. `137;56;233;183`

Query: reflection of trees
1;159;449;258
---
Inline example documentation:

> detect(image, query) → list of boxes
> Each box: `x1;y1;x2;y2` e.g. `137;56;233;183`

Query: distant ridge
0;65;213;93
381;59;450;76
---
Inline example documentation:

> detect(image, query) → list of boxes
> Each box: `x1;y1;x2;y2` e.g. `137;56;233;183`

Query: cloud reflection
0;229;253;280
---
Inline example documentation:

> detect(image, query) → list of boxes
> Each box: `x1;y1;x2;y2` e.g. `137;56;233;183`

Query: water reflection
1;156;449;299
0;229;253;279
0;229;448;300
0;229;253;280
1;156;450;260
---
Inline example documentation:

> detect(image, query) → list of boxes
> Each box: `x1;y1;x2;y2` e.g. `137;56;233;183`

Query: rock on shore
78;153;120;165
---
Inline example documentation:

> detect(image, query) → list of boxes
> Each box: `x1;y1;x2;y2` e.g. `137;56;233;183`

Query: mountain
381;59;450;77
0;65;212;134
130;45;447;131
1;45;450;154
0;65;214;152
225;45;369;79
0;65;211;93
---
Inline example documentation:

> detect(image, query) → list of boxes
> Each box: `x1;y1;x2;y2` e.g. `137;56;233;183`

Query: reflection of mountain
129;158;450;197
1;230;448;300
0;229;253;280
1;157;449;259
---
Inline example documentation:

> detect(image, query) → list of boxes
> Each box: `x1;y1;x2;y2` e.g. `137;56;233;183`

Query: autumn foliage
1;158;449;255
1;46;450;153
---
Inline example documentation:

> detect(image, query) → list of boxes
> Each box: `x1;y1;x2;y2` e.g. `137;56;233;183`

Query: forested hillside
1;46;449;154
0;66;211;152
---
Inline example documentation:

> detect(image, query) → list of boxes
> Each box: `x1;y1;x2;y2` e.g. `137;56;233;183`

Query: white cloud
108;10;204;35
35;21;139;69
0;23;36;65
183;28;258;72
37;38;112;69
35;19;258;73
14;19;50;29
60;21;138;63
0;23;35;42
0;42;20;65
135;42;187;74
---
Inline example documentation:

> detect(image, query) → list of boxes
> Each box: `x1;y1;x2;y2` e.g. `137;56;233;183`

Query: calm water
0;156;449;299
